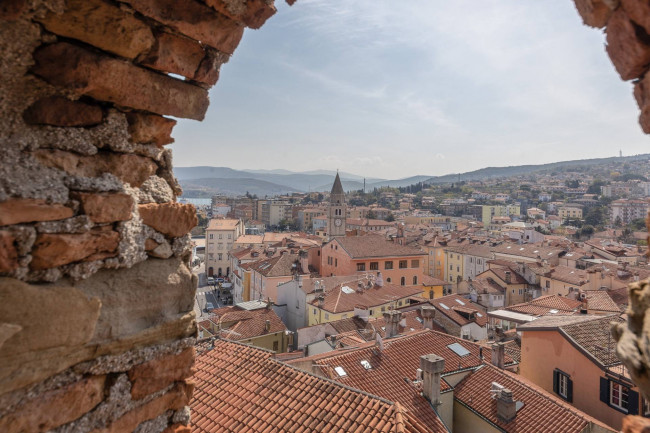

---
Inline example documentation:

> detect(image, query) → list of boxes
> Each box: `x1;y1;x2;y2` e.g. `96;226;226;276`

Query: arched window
400;277;405;286
429;290;434;299
413;276;418;285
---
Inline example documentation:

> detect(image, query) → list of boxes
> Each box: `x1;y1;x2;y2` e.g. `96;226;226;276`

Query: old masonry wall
1;0;650;432
0;0;275;431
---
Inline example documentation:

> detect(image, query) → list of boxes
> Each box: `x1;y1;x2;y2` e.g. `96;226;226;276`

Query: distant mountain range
175;154;650;197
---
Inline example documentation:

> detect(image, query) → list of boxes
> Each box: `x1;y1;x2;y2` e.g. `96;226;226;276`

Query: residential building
559;206;584;222
444;242;493;285
249;251;310;302
481;204;520;226
296;207;326;231
307;276;423;326
423;235;447;280
492;243;566;265
421;275;451;300
519;315;641;430
610;199;650;225
205;218;245;277
320;234;426;285
198;304;290;353
345;218;393;232
422;294;488;340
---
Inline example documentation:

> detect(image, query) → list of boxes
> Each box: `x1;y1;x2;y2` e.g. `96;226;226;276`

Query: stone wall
0;0;275;431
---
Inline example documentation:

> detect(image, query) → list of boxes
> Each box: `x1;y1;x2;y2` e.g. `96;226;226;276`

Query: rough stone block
75;192;134;223
67;257;195;344
122;0;244;54
0;0;26;20
128;347;195;399
622;415;650;432
23;96;104;127
89;381;193;433
138;203;198;238
139;31;206;79
0;198;73;226
205;0;276;29
573;0;614;28
126;112;176;147
36;0;154;60
606;8;650;80
0;376;105;433
0;278;101;394
32;42;209;120
35;149;158;188
0;231;18;273
622;0;650;35
31;230;120;269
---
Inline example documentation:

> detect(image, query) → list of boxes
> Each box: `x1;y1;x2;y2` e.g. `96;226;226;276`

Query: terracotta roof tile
203;306;287;341
192;340;439;433
313;280;423;314
429;294;488;327
331;234;425;259
454;364;614;433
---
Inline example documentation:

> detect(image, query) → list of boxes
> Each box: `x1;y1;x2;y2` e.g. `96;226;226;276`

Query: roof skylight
361;360;372;370
334;366;347;377
440;303;450;310
447;342;471;357
455;299;466;306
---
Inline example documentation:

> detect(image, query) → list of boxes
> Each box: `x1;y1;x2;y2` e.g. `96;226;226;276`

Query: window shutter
629;390;640;415
600;377;609;404
566;378;573;403
553;370;559;394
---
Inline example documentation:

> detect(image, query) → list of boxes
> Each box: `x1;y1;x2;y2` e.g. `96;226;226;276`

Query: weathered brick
31;230;120;269
573;0;614;28
36;0;154;60
139;31;206;79
0;231;18;273
75;192;134;223
0;198;73;226
122;0;244;54
621;0;650;35
194;49;229;86
35;149;158;187
32;42;209;120
126;112;176;146
162;424;191;433
90;381;193;433
23;96;103;127
128;347;195;399
0;376;106;433
606;8;650;80
138;203;197;238
205;0;276;29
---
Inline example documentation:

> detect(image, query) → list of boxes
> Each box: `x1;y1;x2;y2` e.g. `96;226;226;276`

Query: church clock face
335;218;342;227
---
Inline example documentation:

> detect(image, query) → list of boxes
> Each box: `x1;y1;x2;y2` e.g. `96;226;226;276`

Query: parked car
215;277;225;284
207;277;215;286
204;302;215;312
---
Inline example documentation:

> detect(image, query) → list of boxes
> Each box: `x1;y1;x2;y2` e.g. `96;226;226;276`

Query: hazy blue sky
171;0;648;180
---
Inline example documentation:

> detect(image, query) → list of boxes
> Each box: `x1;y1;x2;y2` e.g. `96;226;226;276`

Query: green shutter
566;378;573;403
599;377;609;404
629;390;640;415
553;370;559;394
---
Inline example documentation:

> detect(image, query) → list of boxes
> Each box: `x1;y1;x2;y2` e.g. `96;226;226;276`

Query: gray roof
331;173;344;195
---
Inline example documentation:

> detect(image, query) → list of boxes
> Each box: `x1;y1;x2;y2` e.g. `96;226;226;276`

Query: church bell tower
327;173;346;240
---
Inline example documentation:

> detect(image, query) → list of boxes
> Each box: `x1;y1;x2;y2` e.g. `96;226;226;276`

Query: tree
630;218;647;231
366;210;377;219
565;179;580;188
385;212;395;222
584;207;605;227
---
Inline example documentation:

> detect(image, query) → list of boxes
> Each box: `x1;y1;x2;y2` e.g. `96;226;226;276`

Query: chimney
299;249;309;273
580;298;588;314
494;326;504;342
375;271;384;287
264;319;271;332
297;274;303;289
317;295;324;309
421;306;436;330
383;310;402;338
504;271;512;284
491;342;505;369
496;389;517;422
419;354;445;406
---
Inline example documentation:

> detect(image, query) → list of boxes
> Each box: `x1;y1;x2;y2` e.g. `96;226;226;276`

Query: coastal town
188;158;650;432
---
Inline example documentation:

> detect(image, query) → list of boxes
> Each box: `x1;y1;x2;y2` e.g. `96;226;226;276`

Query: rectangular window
273;341;278;352
228;234;232;239
381;306;386;312
449;264;453;270
385;261;393;270
335;258;338;267
399;260;407;269
325;313;329;320
219;234;223;239
209;234;214;239
611;382;629;411
357;263;366;272
545;280;550;288
411;260;419;268
218;253;222;261
370;262;379;270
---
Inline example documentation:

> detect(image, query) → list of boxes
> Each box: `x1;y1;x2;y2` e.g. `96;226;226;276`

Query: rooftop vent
361;360;372;370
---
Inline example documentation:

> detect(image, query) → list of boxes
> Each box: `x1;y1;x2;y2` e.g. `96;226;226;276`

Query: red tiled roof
506;295;582;316
203;306;287;341
297;330;515;430
313;280;423;314
421;275;448;286
583;290;621;313
429;294;488;327
454;364;613;433
192;340;438;433
331;234;426;259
